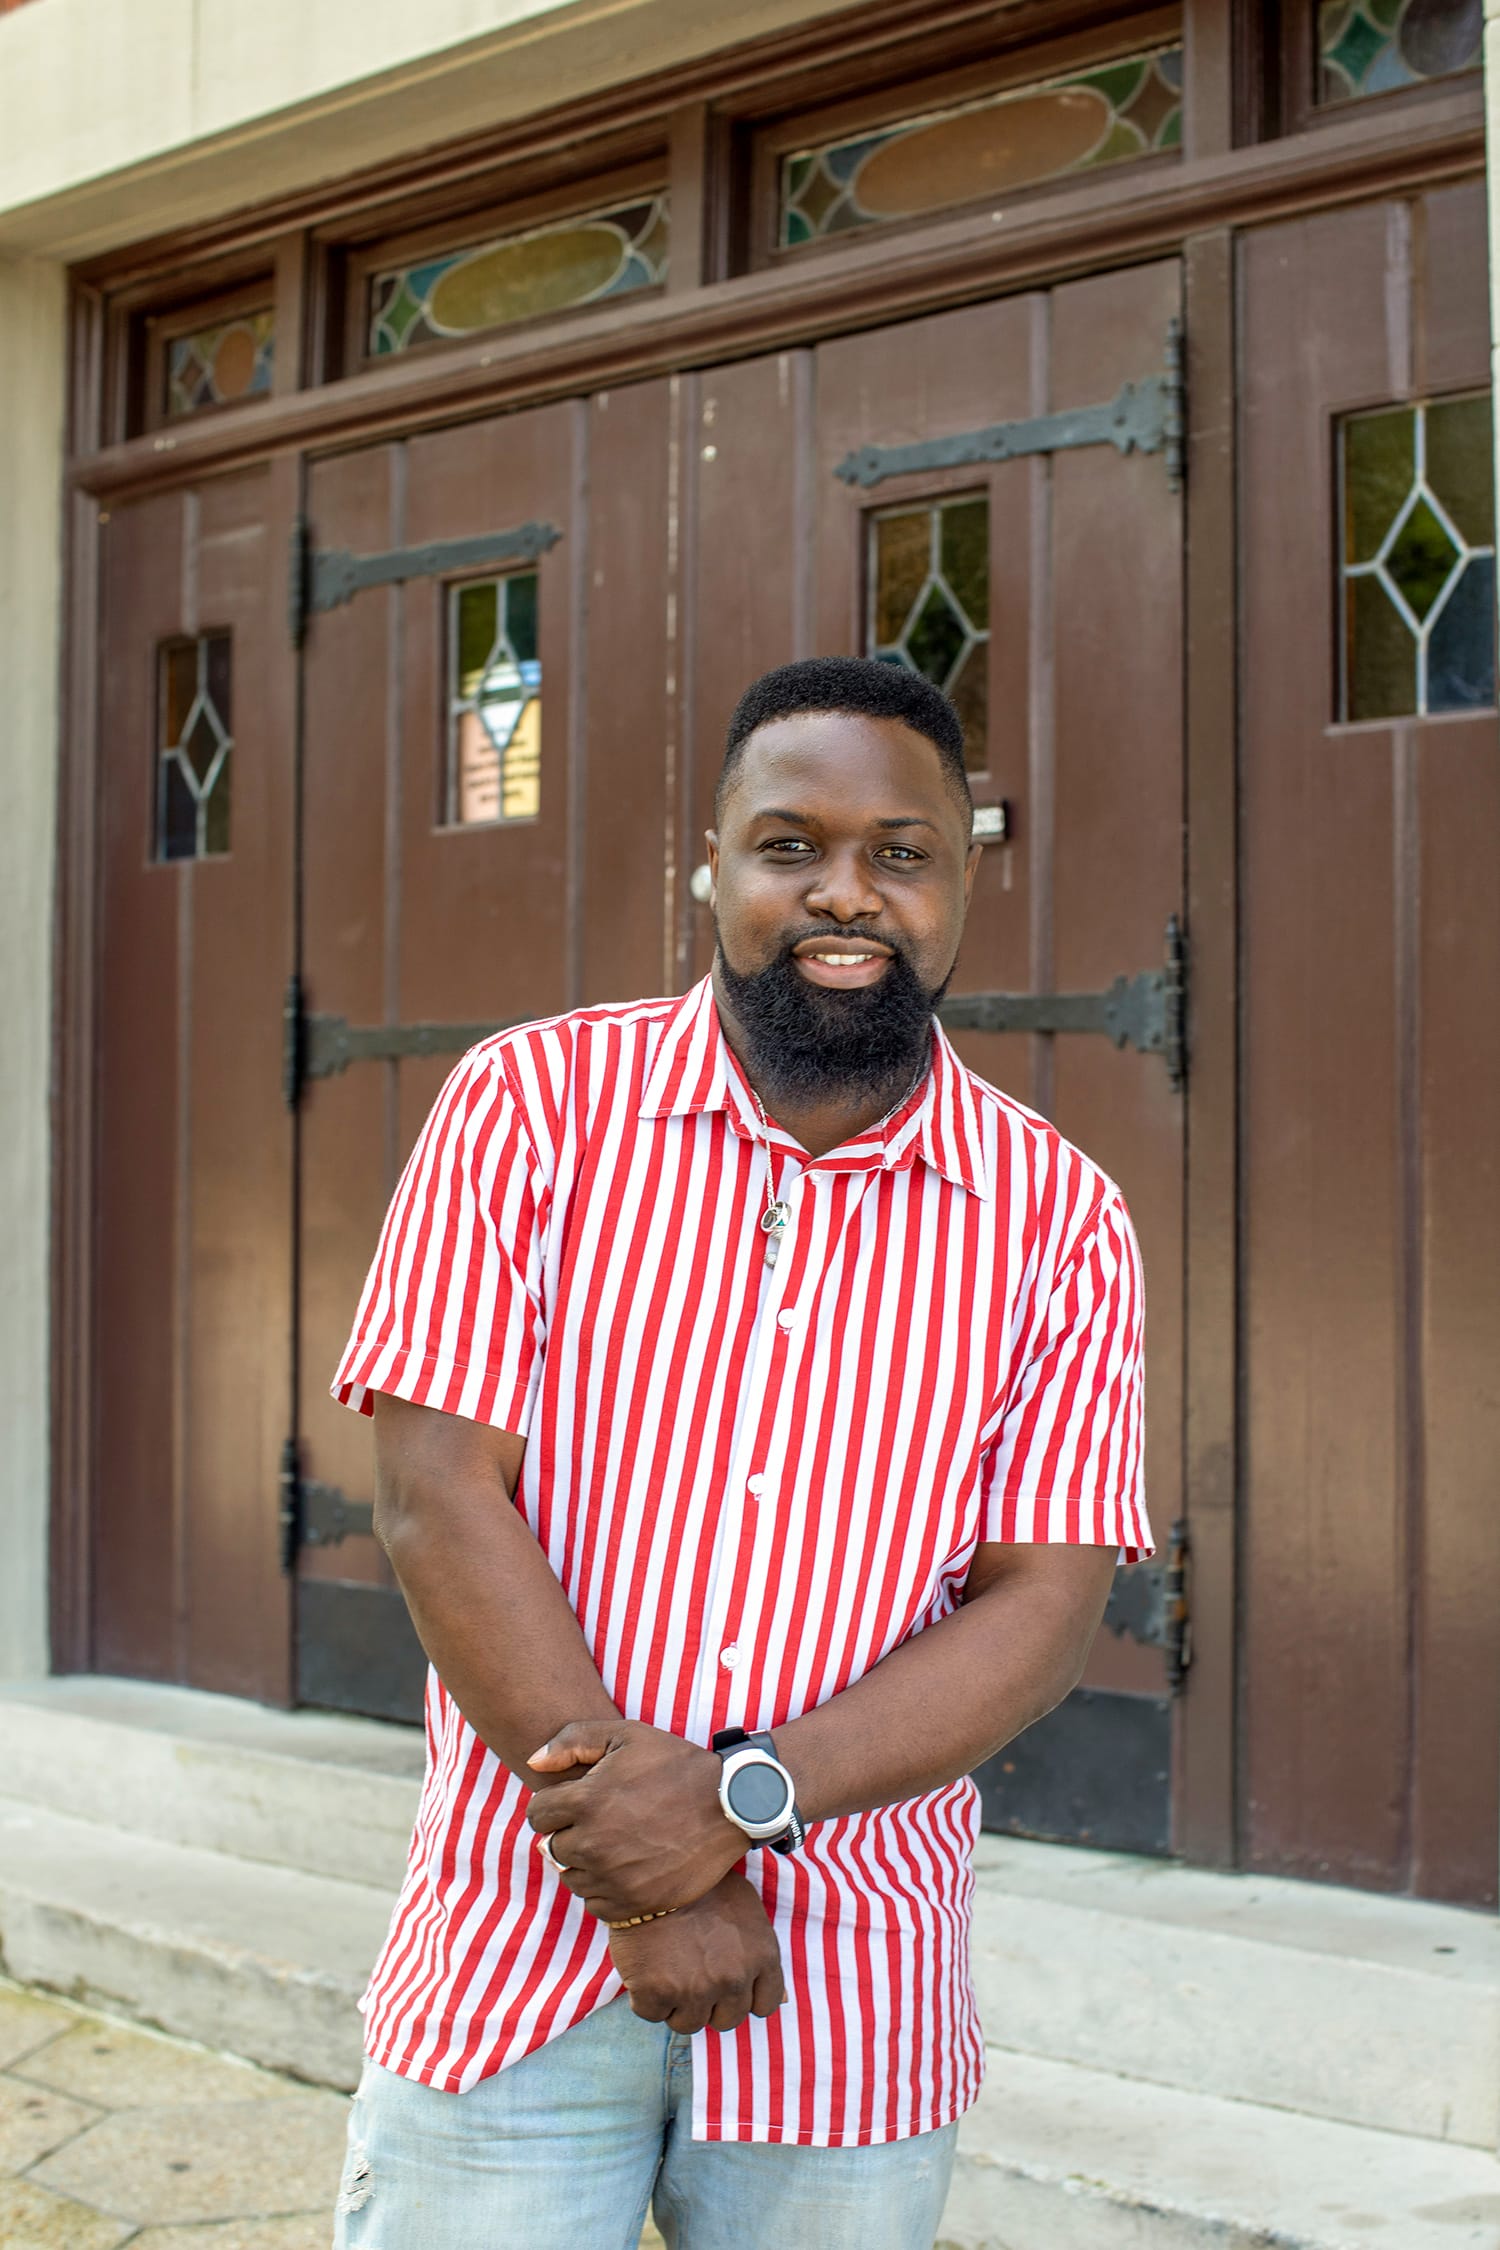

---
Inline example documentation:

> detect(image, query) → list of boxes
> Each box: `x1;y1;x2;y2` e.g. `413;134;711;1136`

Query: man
331;656;1150;2249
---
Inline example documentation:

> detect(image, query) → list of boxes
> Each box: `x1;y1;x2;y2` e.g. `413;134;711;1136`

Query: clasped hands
525;1720;786;2035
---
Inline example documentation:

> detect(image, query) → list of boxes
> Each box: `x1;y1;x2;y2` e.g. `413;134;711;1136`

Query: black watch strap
712;1727;807;1855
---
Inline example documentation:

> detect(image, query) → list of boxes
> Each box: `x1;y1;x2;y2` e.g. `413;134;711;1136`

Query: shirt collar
638;976;990;1200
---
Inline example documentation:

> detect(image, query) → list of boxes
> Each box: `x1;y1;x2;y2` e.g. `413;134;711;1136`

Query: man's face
707;711;980;1107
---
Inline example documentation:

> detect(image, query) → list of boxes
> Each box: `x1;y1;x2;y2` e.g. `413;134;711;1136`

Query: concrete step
0;1794;388;2090
943;2050;1500;2250
0;1677;423;1891
971;1833;1500;2152
2;1681;1496;2159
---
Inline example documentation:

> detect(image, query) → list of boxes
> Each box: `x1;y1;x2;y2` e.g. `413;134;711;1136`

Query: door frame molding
49;0;1486;1860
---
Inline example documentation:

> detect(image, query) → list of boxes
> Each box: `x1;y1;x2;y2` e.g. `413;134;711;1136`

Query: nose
803;847;883;927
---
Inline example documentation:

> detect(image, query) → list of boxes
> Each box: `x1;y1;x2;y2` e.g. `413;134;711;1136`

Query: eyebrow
748;807;941;834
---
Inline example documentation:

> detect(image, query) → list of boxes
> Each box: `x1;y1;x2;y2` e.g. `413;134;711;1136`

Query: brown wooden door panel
800;270;1186;1845
295;389;674;1712
1241;182;1499;1903
95;492;187;1681
1049;261;1186;1640
1414;717;1500;1902
93;470;293;1700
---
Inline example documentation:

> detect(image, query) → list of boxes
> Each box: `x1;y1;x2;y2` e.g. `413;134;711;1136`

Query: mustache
773;924;909;962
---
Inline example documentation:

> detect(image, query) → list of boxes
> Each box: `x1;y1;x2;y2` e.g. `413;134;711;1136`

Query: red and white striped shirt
334;976;1149;2144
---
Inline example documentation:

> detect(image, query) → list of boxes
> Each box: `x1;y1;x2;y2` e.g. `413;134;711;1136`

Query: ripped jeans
333;1996;958;2250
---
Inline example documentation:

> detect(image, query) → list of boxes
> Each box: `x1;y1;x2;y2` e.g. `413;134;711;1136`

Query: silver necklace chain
751;1065;927;1267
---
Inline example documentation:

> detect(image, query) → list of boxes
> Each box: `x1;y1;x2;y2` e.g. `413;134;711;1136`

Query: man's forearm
373;1399;618;1788
527;1544;1115;1921
770;1547;1113;1824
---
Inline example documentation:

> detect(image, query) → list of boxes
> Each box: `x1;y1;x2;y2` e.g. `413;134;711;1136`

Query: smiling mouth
791;941;894;989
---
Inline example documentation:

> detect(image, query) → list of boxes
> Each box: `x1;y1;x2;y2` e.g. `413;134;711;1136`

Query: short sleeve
978;1188;1152;1561
332;1049;547;1431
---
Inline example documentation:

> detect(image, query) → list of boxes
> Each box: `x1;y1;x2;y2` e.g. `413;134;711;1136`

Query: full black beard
715;922;950;1111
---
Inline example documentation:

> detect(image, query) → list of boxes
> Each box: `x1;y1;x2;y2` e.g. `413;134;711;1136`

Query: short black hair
717;656;972;822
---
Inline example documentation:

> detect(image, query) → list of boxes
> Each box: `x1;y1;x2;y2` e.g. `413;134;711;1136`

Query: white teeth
812;953;875;966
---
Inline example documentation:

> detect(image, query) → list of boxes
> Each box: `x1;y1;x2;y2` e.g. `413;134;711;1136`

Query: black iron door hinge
280;1437;376;1569
1102;1516;1191;1693
287;516;562;646
835;317;1185;492
943;917;1186;1087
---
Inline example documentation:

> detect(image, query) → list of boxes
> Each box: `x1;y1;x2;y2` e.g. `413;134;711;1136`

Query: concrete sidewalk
0;1978;674;2249
0;1978;347;2248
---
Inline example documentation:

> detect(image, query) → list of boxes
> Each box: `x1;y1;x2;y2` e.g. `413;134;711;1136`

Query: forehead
727;710;955;819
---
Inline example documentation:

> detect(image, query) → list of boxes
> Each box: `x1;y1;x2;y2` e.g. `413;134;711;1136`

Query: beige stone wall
0;0;853;260
0;254;65;1677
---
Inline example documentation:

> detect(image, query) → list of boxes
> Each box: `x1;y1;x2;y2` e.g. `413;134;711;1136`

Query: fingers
751;1965;785;2017
527;1721;619;1773
526;1794;574;1839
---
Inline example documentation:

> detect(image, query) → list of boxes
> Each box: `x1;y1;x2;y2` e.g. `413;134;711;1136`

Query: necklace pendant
760;1200;792;1235
763;1231;781;1268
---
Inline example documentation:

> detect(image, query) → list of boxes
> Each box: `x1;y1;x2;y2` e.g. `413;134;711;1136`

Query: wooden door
1241;183;1499;1904
93;468;295;1700
682;263;1187;1853
291;387;673;1719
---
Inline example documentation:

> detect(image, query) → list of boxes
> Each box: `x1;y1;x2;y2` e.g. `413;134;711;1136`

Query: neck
712;969;923;1159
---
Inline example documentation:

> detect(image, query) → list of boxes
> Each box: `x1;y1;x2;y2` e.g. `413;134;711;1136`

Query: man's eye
762;838;813;855
878;846;924;863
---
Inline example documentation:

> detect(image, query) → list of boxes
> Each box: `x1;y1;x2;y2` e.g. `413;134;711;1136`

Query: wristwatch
712;1727;806;1855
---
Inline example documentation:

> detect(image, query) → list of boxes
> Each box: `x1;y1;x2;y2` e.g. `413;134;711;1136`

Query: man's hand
609;1870;785;2034
527;1720;747;1922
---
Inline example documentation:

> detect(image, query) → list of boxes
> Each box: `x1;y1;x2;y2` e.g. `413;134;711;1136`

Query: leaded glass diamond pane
906;583;967;682
1384;496;1460;621
447;571;542;826
867;495;991;770
1339;392;1495;720
155;632;233;861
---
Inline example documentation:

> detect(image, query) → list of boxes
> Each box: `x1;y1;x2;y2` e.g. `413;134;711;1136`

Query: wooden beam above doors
70;82;1482;503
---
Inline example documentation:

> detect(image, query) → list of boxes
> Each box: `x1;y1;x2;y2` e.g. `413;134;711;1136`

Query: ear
705;833;720;899
962;838;983;901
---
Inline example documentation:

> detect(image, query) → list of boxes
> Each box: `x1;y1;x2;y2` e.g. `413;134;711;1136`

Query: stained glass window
157;634;232;860
1339;394;1495;720
780;46;1181;248
166;312;274;419
370;196;669;357
1318;0;1481;102
867;498;990;770
448;574;541;824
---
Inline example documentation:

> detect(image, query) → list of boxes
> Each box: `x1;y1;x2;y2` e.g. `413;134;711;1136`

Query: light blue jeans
332;1996;958;2250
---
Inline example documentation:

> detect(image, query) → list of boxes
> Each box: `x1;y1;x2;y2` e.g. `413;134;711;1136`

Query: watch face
727;1759;792;1829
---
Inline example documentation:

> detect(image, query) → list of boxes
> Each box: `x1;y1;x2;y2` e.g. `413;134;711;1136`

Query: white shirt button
719;1645;741;1670
776;1309;797;1331
747;1474;766;1496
